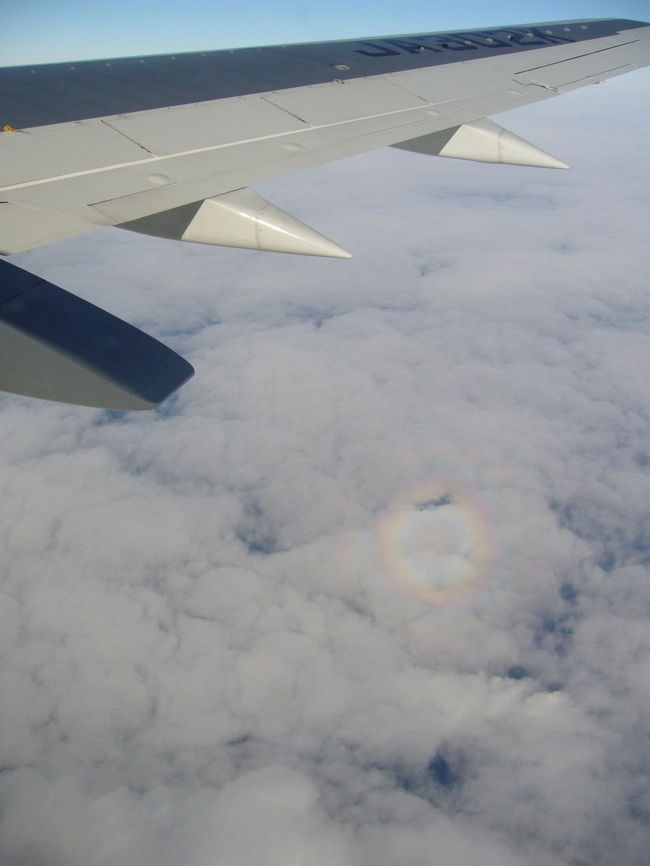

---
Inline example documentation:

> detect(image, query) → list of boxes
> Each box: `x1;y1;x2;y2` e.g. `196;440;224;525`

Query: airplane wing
1;18;649;409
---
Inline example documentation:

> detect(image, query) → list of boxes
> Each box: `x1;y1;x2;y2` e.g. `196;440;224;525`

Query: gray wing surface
1;18;649;408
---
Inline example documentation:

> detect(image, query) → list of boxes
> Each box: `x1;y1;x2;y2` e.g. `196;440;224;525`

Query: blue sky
4;0;650;64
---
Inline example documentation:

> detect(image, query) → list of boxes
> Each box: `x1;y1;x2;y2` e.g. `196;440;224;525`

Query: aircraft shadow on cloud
0;18;648;409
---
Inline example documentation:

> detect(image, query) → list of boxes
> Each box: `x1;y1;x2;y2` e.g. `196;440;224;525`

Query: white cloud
1;74;650;866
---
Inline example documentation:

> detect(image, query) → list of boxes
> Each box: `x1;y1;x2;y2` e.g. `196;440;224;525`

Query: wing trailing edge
393;120;569;169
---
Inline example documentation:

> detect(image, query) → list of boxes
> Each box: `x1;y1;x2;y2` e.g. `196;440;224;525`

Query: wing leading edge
1;18;649;409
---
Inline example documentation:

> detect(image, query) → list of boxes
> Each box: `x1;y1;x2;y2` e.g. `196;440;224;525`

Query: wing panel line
0;95;453;195
516;38;639;72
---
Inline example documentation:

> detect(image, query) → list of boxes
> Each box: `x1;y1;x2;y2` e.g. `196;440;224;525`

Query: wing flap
103;95;309;156
0;118;150;187
0;202;98;254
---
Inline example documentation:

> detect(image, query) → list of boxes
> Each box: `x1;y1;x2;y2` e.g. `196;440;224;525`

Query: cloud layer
1;74;650;866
